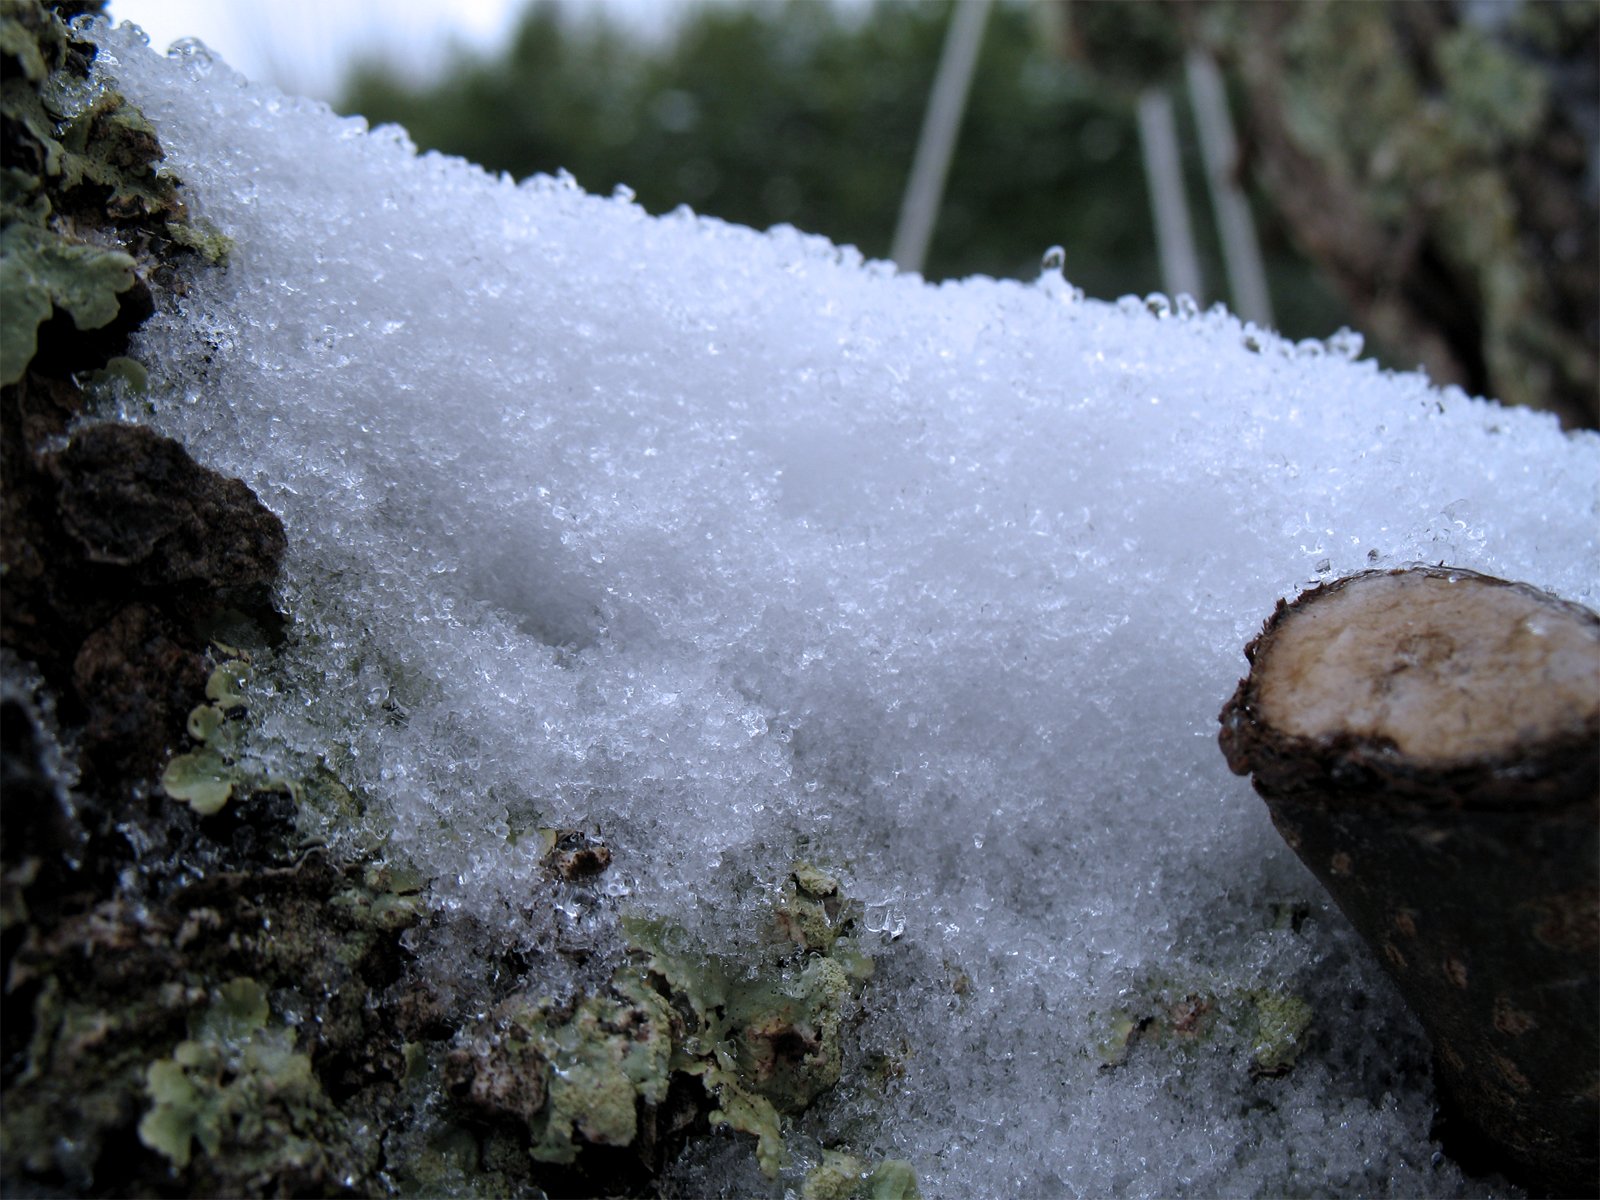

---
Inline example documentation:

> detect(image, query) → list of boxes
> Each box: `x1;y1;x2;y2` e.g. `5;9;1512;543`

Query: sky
103;0;686;102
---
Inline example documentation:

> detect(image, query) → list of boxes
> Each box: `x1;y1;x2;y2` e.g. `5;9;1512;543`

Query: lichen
802;1151;922;1200
1;0;229;387
528;974;675;1163
0;221;135;383
631;864;868;1175
137;976;350;1181
1245;988;1314;1079
161;648;295;816
440;863;897;1186
1092;973;1313;1080
1200;0;1598;424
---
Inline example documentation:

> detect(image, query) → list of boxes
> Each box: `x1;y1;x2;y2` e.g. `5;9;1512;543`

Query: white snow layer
93;21;1596;1199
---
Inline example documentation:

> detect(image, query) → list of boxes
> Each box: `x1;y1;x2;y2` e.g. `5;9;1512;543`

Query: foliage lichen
440;864;897;1186
1;0;228;387
801;1150;922;1200
160;648;298;817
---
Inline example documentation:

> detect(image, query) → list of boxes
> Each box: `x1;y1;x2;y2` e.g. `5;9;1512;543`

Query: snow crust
93;21;1596;1197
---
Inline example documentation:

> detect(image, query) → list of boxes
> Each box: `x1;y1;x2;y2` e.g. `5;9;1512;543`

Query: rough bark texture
1220;567;1600;1197
1200;1;1599;429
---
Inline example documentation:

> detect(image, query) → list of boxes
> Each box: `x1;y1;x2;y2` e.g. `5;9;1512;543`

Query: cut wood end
1219;566;1600;1197
1253;569;1599;767
1222;567;1600;789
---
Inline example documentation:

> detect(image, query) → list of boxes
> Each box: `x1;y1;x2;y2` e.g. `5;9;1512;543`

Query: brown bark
1219;566;1599;1197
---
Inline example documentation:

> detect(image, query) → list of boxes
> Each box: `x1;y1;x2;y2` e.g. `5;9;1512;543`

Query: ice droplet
166;36;215;68
1326;327;1365;361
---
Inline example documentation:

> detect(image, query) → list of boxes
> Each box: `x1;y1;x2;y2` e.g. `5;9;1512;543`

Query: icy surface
93;21;1596;1197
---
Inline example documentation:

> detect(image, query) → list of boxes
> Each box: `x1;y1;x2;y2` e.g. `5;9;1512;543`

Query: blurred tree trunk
1054;0;1599;427
1199;0;1598;428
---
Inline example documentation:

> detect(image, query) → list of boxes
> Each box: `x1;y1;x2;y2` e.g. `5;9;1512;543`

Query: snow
91;18;1596;1197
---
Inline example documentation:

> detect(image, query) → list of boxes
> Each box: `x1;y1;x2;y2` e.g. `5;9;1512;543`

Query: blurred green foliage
341;0;1234;309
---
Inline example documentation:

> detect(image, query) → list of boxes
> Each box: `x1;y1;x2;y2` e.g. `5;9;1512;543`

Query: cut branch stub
1219;566;1599;1197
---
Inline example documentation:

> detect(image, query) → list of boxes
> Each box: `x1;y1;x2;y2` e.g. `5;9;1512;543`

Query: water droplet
612;183;637;204
1039;245;1065;275
167;36;215;67
1144;292;1172;319
1174;293;1199;319
1326;327;1364;360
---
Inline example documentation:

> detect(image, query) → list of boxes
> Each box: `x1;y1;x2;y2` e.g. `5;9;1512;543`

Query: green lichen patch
2;849;421;1196
1092;979;1314;1080
1;0;231;388
160;646;302;819
529;974;674;1163
137;976;339;1175
802;1150;922;1200
1201;0;1599;424
161;745;234;815
0;220;134;383
1244;989;1314;1079
441;865;896;1186
204;656;251;708
776;861;855;953
625;875;870;1178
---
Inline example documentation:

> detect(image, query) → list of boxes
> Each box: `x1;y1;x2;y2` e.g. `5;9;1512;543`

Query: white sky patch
103;0;686;101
